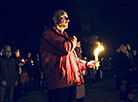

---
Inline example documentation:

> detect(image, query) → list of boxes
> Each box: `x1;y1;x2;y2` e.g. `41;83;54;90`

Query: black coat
118;52;132;81
0;55;19;87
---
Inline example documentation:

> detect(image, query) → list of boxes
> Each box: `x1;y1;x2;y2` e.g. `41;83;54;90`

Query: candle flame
94;42;104;61
21;59;25;63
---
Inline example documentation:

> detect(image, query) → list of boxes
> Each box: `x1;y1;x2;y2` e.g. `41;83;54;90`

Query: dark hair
53;9;66;18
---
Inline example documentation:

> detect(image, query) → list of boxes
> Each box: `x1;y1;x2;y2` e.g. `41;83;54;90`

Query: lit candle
94;42;104;69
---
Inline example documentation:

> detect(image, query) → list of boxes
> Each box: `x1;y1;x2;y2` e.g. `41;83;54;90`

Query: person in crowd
33;53;46;89
12;49;21;61
75;41;87;102
126;44;137;69
24;52;34;89
12;48;24;100
0;45;19;102
126;44;138;84
111;47;121;90
12;48;24;75
40;9;95;102
75;41;83;58
96;57;104;80
118;44;135;102
33;53;41;88
126;44;137;56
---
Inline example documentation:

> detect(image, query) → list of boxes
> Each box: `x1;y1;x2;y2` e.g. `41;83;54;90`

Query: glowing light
31;60;34;66
21;59;25;63
94;42;104;62
93;42;104;69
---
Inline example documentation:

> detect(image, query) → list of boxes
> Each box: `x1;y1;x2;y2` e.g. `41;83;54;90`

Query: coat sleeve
0;59;4;82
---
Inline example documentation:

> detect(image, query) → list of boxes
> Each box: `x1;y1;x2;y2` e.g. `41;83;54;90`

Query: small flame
21;59;25;63
94;42;104;61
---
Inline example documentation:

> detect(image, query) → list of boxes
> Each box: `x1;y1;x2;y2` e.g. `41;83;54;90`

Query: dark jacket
0;55;19;87
118;52;132;81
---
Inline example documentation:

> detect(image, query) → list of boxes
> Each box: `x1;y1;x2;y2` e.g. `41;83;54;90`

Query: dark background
0;0;138;58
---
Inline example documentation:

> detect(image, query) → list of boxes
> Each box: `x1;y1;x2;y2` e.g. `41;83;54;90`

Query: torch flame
94;42;104;62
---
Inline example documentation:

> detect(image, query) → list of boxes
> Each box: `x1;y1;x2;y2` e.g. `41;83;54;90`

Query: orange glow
31;60;34;66
21;59;25;63
94;42;104;62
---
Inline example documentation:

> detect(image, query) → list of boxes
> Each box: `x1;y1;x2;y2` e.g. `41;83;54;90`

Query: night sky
0;0;138;58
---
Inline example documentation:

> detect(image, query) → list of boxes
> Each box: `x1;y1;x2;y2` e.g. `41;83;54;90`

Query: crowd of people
0;9;138;102
0;46;46;102
111;44;138;102
0;9;96;102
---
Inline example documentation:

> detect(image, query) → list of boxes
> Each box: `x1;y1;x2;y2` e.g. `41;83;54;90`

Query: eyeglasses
60;16;69;20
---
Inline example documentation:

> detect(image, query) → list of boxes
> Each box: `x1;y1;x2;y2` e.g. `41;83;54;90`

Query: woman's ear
52;17;57;23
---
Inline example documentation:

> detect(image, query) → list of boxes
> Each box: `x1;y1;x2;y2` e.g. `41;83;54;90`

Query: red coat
40;26;86;89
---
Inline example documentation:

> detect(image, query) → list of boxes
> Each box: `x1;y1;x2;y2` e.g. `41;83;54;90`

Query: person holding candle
40;9;96;102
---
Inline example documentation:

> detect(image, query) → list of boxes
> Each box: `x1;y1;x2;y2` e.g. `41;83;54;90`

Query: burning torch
94;42;104;70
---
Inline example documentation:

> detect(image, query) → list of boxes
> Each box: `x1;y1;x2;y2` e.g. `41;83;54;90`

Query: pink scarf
53;26;85;85
59;41;84;85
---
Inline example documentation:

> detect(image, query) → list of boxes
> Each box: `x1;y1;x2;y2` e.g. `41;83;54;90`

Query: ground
17;71;138;102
